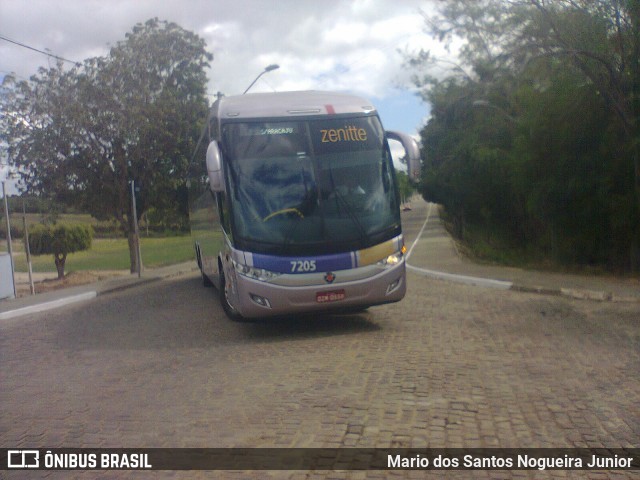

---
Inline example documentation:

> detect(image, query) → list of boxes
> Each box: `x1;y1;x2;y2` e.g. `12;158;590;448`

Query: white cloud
1;0;434;98
1;0;448;137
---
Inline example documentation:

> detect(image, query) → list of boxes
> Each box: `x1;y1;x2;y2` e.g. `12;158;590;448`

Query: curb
511;284;639;302
0;266;198;321
509;284;563;297
406;264;512;290
407;264;639;303
0;291;98;320
95;276;162;296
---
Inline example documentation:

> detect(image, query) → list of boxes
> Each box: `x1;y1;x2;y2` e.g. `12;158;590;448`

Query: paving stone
1;233;638;478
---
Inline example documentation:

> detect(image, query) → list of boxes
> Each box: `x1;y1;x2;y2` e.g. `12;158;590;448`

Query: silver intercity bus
189;90;420;320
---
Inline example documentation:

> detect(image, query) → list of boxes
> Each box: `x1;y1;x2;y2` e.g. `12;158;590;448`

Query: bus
189;90;420;320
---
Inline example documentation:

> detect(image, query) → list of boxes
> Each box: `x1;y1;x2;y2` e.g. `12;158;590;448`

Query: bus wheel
220;268;243;321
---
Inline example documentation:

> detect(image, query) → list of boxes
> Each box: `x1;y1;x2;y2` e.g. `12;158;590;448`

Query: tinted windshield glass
222;116;400;254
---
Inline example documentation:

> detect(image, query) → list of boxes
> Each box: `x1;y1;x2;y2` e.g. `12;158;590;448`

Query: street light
243;64;280;94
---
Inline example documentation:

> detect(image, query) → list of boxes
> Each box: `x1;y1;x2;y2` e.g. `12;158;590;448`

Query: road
1;205;639;479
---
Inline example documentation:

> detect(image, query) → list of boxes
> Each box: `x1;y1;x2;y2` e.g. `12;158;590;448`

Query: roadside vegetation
1;19;211;274
408;1;639;273
3;3;637;279
1;199;194;276
9;235;194;274
27;223;93;278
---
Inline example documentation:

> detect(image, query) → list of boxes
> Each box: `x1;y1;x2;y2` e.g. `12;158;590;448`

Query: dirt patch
16;270;128;297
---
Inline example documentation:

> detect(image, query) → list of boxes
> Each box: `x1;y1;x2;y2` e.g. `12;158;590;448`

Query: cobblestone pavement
2;272;639;479
1;212;639;480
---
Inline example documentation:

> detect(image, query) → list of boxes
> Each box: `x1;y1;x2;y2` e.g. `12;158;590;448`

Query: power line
0;33;80;66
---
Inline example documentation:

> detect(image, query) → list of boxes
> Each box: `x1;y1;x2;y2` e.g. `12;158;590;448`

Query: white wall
0;253;15;299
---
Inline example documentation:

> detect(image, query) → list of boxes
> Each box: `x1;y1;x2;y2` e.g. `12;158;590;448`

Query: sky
0;0;446;191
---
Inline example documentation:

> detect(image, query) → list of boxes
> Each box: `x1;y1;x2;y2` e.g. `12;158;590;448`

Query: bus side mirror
386;131;421;184
206;141;225;192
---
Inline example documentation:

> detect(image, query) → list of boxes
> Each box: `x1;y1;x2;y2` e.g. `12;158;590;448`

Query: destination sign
312;117;383;154
320;126;368;143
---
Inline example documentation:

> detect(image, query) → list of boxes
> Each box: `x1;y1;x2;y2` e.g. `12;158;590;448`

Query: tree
517;1;640;236
407;0;640;271
396;170;416;207
1;19;212;272
28;224;93;279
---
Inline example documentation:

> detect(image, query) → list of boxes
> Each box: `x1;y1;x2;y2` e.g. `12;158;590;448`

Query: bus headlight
233;260;281;282
376;250;404;267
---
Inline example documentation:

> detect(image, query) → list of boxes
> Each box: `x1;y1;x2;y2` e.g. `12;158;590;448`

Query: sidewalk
405;200;640;303
0;261;198;320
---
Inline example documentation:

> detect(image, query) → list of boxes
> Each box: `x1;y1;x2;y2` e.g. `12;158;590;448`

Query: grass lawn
9;236;195;273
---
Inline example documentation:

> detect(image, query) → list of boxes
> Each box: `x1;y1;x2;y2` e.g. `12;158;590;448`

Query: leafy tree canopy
408;0;640;270
1;18;212;272
29;224;93;279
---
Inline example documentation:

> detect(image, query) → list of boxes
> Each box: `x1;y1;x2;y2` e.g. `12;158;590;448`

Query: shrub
29;224;93;279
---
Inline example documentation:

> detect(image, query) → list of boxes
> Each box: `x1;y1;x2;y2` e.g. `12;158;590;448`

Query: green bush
0;222;24;240
29;224;93;278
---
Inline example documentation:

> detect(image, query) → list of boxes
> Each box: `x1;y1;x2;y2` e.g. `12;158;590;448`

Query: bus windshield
222;116;401;255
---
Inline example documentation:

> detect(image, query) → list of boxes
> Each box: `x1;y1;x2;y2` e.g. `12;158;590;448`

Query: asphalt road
1;206;639;479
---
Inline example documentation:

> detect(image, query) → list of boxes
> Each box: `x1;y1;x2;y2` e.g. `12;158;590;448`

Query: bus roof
214;90;377;120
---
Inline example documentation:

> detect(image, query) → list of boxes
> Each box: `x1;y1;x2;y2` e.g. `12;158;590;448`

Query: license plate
316;289;345;303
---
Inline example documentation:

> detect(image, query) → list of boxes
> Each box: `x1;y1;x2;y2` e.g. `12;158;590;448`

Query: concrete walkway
1;199;638;320
0;262;198;320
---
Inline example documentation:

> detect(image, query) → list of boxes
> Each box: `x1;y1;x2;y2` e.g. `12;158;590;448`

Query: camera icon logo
7;450;40;468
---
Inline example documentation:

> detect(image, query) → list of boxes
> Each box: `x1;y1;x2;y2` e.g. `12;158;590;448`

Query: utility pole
131;180;143;278
2;181;16;298
22;201;35;295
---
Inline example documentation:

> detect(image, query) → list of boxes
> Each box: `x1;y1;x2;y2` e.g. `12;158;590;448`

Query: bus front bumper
232;261;406;318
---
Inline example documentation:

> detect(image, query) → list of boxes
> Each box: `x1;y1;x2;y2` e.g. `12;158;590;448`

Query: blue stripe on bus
250;251;354;274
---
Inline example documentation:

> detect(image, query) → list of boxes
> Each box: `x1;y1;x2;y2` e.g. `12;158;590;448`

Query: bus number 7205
291;260;317;273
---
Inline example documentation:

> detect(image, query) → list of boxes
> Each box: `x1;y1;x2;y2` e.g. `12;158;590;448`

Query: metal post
22;201;35;295
131;180;143;278
2;181;17;298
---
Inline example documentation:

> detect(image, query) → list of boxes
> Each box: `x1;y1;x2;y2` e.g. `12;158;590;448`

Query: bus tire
220;268;243;321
